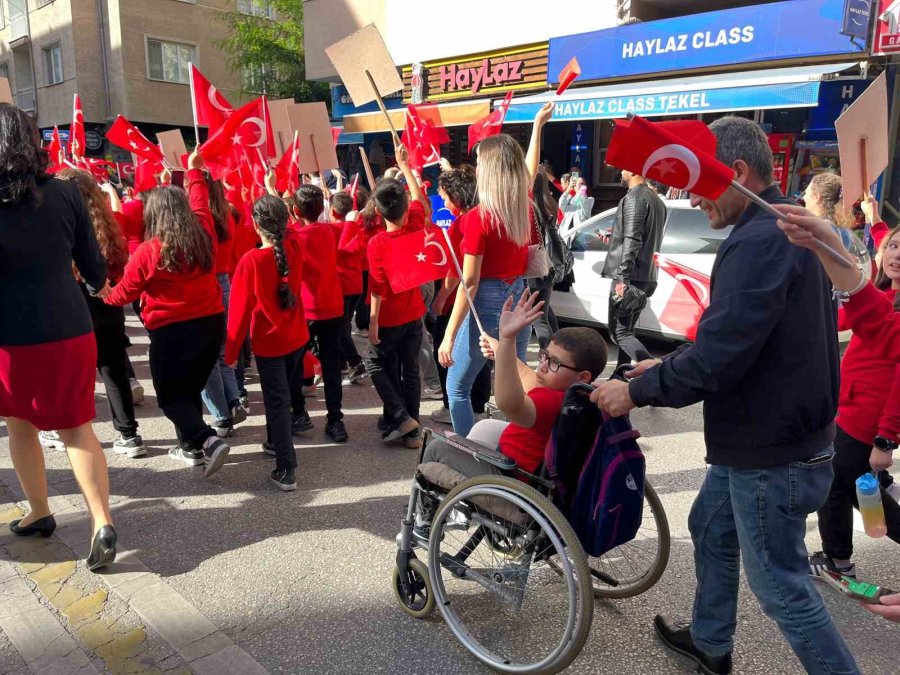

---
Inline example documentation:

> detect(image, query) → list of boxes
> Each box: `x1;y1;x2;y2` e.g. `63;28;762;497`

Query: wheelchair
391;380;671;675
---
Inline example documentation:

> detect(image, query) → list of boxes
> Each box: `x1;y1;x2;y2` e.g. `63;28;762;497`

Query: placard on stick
835;73;888;210
0;78;11;105
325;24;402;107
157;129;188;169
286;102;339;174
267;98;295;158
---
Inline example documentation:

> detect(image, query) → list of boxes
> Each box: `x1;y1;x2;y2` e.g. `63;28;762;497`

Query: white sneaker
39;430;66;452
130;378;144;405
202;436;230;478
422;385;444;400
113;433;146;458
430;406;452;425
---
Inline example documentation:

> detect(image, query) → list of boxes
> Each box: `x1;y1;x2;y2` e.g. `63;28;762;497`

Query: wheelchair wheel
392;558;434;619
428;476;593;675
587;480;670;599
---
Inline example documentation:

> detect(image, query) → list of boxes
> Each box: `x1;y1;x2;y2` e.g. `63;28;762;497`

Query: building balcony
9;12;29;43
14;87;35;113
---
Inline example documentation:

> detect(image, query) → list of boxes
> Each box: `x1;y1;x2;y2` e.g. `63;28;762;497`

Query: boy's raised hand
498;289;545;340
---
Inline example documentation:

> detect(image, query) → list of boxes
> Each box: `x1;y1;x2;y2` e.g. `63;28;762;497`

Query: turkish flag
654;253;710;341
46;126;63;173
191;65;233;133
134;155;163;193
106;116;165;163
200;96;274;163
274;131;301;194
386;226;453;293
76;157;114;182
71;94;86;159
606;115;734;200
402;104;449;173
556;57;581;96
468;91;513;153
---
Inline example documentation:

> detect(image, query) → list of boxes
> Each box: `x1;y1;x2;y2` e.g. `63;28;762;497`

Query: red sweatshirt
225;229;308;364
367;200;427;328
119;199;144;256
844;282;900;360
837;286;900;444
333;219;365;296
291;221;344;320
213;212;236;276
105;169;223;329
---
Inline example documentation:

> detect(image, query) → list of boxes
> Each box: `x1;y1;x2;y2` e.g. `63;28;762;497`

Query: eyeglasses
538;348;581;373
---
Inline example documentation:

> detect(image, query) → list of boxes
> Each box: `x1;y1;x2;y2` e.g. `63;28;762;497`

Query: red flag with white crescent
46;126;63;173
200;96;274;163
106;116;165;163
654;253;710;341
468;91;513;153
606;115;734;200
274;131;301;194
134;156;163;193
402;104;448;173
191;65;234;133
71;94;86;159
385;226;453;293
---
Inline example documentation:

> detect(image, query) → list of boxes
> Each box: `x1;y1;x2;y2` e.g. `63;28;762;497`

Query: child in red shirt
226;196;307;491
366;145;429;448
288;185;349;443
329;191;367;385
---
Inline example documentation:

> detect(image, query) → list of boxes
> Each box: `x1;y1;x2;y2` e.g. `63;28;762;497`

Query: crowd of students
2;96;899;668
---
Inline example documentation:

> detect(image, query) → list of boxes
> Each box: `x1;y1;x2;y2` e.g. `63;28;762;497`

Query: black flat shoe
9;515;56;538
654;615;732;675
86;525;117;572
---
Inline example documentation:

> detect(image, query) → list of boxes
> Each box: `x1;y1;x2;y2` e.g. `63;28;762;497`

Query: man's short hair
709;116;774;185
292;185;325;222
372;178;409;223
330;191;353;218
551;327;608;380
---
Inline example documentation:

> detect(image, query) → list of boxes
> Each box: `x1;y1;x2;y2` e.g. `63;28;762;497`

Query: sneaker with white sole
422;385;444;400
270;467;297;491
430;406;452;425
202;436;230;478
809;551;856;580
213;420;234;438
262;441;276;457
169;446;205;467
39;430;66;452
129;379;144;405
382;417;419;444
342;362;368;385
113;434;146;458
231;404;248;426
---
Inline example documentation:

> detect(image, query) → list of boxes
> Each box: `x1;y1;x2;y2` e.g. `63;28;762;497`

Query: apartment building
0;0;272;155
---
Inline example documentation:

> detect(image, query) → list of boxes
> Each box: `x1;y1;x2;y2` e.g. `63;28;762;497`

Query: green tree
222;0;330;104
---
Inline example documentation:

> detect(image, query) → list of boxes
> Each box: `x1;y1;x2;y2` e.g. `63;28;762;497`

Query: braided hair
252;195;296;310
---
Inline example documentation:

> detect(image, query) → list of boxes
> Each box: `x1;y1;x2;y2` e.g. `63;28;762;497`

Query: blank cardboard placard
157;129;188;169
0;78;11;105
287;102;339;174
325;24;402;107
835;73;889;210
268;98;295;158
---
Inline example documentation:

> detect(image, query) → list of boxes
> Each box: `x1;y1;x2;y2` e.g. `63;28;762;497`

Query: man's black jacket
601;182;666;284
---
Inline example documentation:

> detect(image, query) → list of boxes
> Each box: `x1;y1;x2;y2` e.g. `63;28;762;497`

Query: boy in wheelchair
415;291;607;532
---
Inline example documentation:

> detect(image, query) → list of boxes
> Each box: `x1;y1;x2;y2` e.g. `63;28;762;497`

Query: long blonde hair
475;134;531;246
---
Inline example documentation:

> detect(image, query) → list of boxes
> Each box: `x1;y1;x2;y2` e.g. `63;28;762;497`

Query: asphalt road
0;317;898;674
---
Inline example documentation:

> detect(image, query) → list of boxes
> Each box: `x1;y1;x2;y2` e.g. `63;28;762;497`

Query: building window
43;43;63;85
0;62;9;81
146;38;195;84
238;0;275;19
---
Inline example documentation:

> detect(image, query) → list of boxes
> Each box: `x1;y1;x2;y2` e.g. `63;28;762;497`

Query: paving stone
190;644;269;675
177;629;233;663
62;590;108;626
128;582;218;652
29;560;77;586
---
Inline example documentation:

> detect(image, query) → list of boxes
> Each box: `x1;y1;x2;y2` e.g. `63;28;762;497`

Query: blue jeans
202;274;240;422
446;278;529;436
689;448;860;675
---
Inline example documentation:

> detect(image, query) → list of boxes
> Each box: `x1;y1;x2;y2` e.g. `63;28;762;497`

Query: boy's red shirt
291;220;344;321
498;387;566;473
332;219;364;296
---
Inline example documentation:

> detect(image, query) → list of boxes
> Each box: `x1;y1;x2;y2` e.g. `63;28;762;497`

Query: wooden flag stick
309;134;321;178
861;135;869;196
440;227;486;336
188;64;200;146
365;69;401;146
359;146;376;190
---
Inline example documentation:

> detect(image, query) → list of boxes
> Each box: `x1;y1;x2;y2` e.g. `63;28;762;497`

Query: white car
551;200;871;342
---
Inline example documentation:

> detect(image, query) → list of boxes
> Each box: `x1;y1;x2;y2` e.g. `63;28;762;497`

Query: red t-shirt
105;169;223;329
119;199;144;256
367;200;427;328
214;212;236;276
459;207;530;280
292;221;344;321
225;229;308;364
332;220;364;296
498;388;566;473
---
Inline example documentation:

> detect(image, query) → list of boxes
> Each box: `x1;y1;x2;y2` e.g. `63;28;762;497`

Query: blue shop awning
501;63;855;123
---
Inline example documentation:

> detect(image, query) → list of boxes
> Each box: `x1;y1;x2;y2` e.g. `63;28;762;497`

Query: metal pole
440;226;485;336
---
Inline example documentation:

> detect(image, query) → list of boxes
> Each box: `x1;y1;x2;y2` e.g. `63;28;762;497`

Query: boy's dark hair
372;178;409;223
253;195;296;311
551;327;608;380
291;184;325;222
438;169;477;212
330;191;353;218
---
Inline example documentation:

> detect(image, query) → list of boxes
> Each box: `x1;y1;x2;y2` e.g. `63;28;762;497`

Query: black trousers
95;317;138;436
528;278;560;350
366;320;422;424
608;280;656;368
235;337;252;396
354;271;370;330
257;347;303;471
432;313;491;413
290;317;344;424
817;425;900;560
340;294;363;368
148;313;223;450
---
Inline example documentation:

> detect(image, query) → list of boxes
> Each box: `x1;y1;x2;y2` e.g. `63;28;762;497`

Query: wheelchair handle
610;364;636;383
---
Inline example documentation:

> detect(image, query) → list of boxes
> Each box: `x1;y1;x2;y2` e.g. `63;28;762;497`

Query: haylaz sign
438;58;525;94
549;0;868;83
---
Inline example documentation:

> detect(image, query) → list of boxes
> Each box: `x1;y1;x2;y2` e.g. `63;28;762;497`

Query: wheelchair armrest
428;428;518;471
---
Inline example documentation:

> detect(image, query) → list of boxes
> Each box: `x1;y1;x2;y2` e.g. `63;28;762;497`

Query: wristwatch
873;435;899;452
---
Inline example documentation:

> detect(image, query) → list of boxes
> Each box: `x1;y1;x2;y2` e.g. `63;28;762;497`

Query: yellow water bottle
856;473;887;538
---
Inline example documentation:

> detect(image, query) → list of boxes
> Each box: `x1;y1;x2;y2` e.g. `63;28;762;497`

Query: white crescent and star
125;127;143;151
240;117;267;148
424;240;447;266
642;144;701;191
674;273;709;305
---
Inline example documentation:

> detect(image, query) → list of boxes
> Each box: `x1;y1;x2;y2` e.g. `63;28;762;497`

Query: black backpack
535;207;574;285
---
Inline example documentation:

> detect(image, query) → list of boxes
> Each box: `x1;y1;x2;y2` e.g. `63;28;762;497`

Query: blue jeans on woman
689;447;860;675
446;278;529;436
202;274;240;423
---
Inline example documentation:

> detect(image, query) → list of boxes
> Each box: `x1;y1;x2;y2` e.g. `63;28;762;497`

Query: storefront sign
549;0;868;84
503;81;821;123
331;84;404;120
401;44;548;103
874;0;900;54
842;0;874;41
808;79;871;138
42;128;70;141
